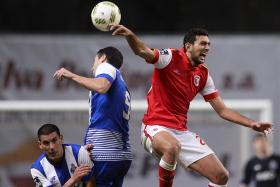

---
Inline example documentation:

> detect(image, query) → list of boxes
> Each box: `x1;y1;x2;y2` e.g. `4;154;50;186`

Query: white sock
208;182;227;187
159;158;177;171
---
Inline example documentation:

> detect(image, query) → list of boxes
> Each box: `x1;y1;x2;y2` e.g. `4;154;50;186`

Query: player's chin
194;58;205;65
198;56;206;63
47;152;57;159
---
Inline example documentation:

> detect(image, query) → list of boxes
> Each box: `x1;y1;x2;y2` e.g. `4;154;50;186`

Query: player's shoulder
95;62;117;81
168;48;180;54
64;144;82;154
31;153;46;171
171;48;189;61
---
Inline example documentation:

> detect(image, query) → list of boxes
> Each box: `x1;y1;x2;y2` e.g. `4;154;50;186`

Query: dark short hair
253;133;267;142
37;124;61;140
97;46;123;69
183;28;209;45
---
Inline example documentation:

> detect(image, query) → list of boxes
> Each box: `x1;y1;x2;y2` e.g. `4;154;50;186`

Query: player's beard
190;50;205;66
192;56;204;66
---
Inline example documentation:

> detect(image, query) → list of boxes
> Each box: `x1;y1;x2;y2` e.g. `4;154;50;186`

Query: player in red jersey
111;25;273;187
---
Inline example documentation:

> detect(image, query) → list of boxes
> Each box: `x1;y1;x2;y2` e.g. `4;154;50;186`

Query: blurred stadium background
0;0;279;186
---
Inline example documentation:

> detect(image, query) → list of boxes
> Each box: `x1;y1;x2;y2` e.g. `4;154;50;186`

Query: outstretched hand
110;24;133;36
251;122;273;135
53;68;74;81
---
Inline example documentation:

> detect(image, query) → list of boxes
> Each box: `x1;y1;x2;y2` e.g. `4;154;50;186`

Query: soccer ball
91;1;121;32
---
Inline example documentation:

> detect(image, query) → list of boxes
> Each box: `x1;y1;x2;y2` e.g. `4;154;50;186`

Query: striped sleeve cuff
203;91;219;101
146;49;159;64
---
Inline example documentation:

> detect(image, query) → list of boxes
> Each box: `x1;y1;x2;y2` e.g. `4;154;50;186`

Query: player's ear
185;42;192;51
60;135;64;143
38;140;43;149
99;54;107;63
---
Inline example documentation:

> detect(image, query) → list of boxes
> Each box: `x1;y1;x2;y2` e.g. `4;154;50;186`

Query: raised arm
111;24;156;62
209;96;272;134
53;68;111;94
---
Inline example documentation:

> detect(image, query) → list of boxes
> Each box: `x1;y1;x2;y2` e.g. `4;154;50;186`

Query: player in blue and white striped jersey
31;124;95;187
54;46;132;187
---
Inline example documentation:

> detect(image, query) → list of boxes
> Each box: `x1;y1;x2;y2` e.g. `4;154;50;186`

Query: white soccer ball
91;1;121;32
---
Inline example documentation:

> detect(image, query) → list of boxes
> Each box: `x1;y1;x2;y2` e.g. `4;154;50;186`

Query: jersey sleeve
78;146;94;181
95;63;116;83
200;74;219;101
146;48;172;69
31;168;53;187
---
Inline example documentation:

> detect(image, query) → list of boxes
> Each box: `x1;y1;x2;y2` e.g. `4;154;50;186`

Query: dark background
1;0;280;34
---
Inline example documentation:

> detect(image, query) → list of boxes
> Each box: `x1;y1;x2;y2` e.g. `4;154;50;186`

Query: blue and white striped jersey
30;144;94;187
84;62;132;161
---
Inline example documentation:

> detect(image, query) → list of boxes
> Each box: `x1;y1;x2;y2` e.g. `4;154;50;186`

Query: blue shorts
94;160;132;187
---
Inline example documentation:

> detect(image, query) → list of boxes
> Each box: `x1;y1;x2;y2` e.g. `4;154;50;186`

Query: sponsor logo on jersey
194;75;201;87
33;176;43;187
160;49;169;55
256;171;276;181
50;176;56;183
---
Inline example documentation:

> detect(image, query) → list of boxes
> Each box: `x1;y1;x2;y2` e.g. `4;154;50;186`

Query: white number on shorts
123;91;131;120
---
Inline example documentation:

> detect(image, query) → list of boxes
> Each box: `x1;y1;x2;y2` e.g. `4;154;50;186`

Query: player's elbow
91;79;111;93
95;85;109;94
217;108;229;120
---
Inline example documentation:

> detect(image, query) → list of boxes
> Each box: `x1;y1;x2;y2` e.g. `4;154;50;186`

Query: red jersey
142;48;219;131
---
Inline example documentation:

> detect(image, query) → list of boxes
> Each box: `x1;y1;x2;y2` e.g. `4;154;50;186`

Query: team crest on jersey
50;176;56;183
194;75;201;87
33;176;43;187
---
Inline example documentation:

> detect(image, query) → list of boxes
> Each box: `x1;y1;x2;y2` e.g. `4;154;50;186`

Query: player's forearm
63;177;76;187
125;33;154;61
71;75;109;93
125;33;146;55
219;108;256;129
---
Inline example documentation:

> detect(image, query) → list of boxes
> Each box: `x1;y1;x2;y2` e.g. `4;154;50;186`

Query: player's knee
164;142;181;158
211;169;229;185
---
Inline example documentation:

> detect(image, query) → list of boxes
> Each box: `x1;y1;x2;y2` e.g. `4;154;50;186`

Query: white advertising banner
0;35;280;101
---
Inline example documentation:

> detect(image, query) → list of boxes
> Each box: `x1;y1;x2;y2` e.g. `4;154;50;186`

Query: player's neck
185;52;195;66
185;51;199;67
